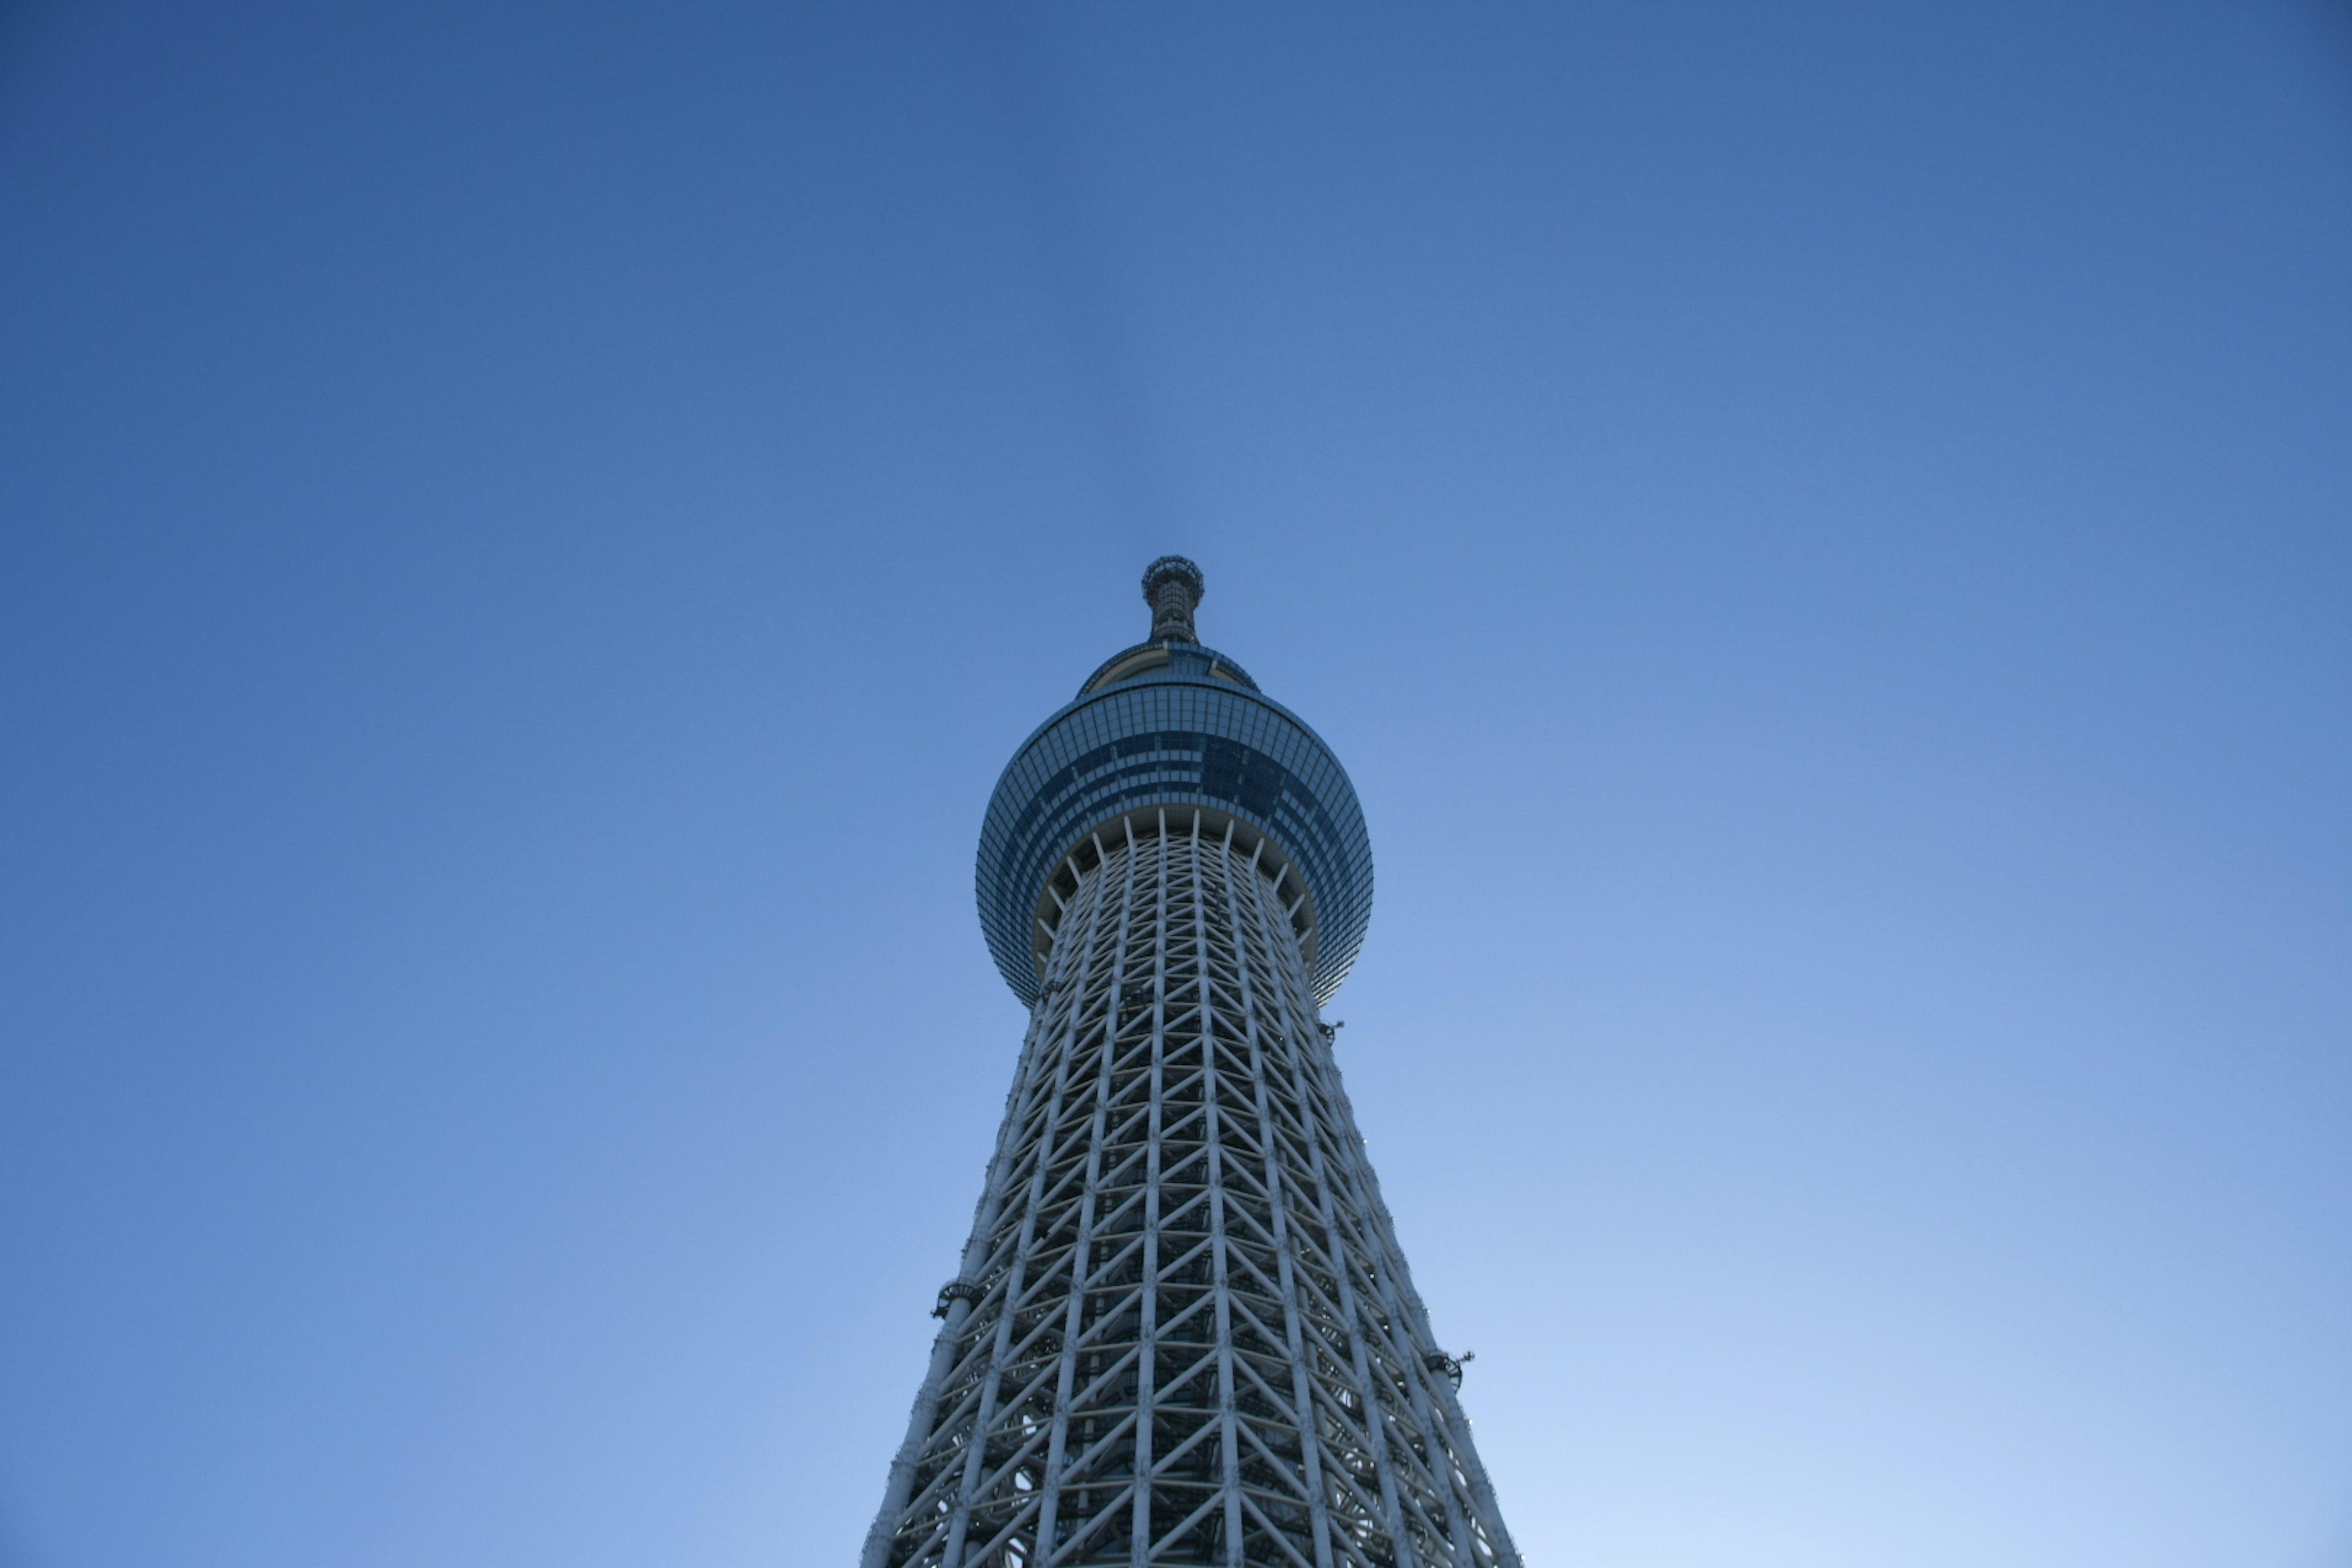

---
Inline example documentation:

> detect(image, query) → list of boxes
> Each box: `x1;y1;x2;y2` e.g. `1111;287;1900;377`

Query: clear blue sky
2;3;2347;1565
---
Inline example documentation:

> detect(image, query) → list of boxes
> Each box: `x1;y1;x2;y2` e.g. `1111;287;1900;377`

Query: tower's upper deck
976;558;1374;1006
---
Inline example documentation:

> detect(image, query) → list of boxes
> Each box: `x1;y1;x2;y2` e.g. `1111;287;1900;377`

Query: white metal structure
863;806;1521;1567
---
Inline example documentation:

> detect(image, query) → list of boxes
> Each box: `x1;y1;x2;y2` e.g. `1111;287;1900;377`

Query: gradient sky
3;3;2349;1566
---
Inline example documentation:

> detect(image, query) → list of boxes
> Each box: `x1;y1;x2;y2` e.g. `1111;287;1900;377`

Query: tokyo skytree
862;558;1521;1568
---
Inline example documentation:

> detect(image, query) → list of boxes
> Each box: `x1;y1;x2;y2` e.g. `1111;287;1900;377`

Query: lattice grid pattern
865;812;1520;1568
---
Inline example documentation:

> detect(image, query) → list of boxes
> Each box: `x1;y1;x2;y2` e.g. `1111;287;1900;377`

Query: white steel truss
865;810;1521;1568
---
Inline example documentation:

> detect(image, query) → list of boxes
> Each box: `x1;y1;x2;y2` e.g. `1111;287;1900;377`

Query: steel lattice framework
864;562;1520;1568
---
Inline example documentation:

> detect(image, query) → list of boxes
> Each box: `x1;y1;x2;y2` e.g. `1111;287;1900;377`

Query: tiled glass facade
978;641;1373;1005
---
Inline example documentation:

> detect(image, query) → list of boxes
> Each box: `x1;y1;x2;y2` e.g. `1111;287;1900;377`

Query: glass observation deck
976;600;1373;1008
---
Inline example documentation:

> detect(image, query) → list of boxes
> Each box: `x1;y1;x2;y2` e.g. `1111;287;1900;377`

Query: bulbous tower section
865;560;1520;1568
977;557;1374;1011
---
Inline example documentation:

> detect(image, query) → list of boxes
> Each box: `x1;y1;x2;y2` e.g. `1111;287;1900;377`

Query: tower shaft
866;812;1519;1568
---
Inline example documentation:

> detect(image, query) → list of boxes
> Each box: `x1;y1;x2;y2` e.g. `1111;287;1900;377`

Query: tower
864;559;1521;1568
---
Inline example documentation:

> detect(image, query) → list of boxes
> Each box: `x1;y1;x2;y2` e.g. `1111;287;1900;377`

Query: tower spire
1142;554;1205;644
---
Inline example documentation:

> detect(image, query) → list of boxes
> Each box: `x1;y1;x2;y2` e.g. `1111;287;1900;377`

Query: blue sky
2;2;2348;1565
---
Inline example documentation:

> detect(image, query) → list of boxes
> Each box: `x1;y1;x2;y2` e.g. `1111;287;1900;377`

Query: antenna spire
1141;555;1205;644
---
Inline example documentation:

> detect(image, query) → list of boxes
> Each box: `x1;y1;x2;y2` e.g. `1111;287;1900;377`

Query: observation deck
976;557;1374;1007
